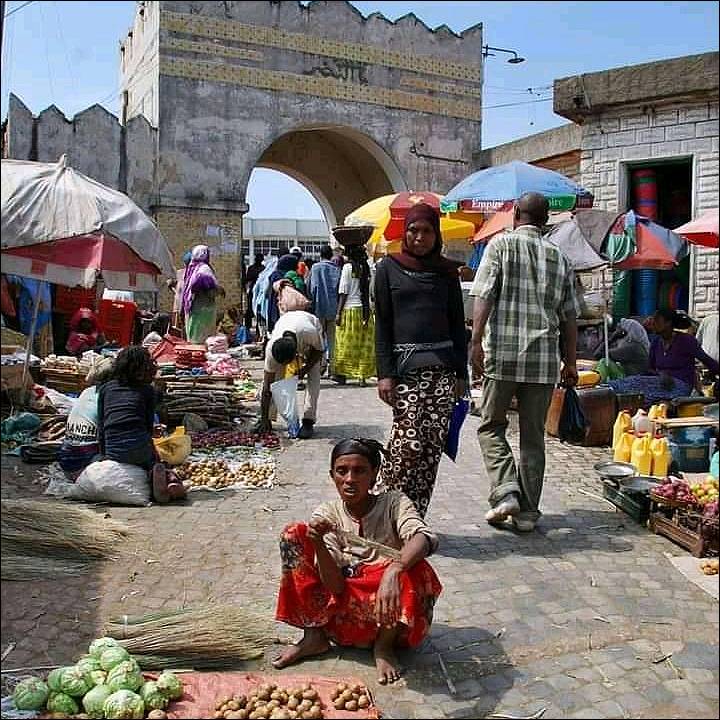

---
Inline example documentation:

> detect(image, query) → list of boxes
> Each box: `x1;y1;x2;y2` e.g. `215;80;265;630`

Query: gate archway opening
253;125;407;228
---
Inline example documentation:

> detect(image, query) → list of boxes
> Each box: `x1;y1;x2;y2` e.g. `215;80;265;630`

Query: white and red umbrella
1;156;174;290
674;209;719;249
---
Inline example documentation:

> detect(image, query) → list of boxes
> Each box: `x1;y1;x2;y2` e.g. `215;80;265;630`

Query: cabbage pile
11;636;183;718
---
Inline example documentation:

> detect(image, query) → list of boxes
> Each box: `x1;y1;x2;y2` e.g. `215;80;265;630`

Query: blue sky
2;1;718;219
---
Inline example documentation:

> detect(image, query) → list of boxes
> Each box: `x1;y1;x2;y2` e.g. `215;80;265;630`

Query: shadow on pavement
313;424;387;442
435;509;637;560
405;623;516;718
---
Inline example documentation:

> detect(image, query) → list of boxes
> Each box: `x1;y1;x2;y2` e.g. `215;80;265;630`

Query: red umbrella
674;209;719;249
611;214;689;271
383;191;444;240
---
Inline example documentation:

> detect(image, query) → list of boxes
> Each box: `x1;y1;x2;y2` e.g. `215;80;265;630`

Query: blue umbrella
441;160;594;213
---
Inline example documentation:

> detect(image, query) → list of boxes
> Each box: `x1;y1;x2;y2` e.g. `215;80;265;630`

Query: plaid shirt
470;225;578;384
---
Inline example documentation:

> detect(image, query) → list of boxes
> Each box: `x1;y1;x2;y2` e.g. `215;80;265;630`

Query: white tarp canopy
1;155;175;290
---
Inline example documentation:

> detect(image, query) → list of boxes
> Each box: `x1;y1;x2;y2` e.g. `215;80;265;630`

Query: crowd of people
5;194;717;688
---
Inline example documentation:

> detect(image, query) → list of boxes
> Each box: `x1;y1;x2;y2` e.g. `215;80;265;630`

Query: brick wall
578;99;719;317
154;207;246;315
532;149;581;182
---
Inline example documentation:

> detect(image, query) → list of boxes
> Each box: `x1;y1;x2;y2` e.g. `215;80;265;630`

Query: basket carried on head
331;225;374;248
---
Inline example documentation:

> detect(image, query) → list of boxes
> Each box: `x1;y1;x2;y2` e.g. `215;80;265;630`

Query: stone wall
577;100;719;317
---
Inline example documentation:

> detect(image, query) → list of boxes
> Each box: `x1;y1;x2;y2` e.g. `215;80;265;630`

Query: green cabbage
47;666;72;693
155;671;183;700
139;680;169;711
89;636;121;659
77;654;103;677
83;683;114;717
103;689;145;719
106;659;143;693
12;677;49;710
47;691;80;715
90;669;108;686
100;646;131;671
58;665;91;697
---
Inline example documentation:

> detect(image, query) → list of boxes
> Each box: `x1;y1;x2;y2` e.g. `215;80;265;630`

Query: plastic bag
271;376;301;438
45;459;151;506
558;387;589;444
235;325;249;345
444;397;470;461
154;427;192;465
596;357;625;382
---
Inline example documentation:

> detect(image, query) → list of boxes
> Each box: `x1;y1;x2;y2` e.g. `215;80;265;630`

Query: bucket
668;441;710;473
612;270;631;319
632;269;658;316
633;168;658;221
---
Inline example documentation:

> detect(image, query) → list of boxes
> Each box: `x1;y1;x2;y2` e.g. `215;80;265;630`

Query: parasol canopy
1;156;174;290
674;209;719;249
441;160;594;213
345;191;476;252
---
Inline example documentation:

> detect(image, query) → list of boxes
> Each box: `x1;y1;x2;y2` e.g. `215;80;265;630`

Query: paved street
1;367;718;719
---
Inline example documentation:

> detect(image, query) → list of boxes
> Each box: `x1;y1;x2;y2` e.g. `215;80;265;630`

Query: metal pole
22;281;42;385
1;1;6;76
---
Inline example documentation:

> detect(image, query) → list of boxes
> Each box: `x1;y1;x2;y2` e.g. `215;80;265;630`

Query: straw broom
104;605;278;669
1;552;90;581
1;499;129;561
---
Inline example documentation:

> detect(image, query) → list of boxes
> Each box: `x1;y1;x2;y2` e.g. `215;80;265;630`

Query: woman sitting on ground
273;438;442;685
66;308;106;356
97;345;184;503
141;313;171;354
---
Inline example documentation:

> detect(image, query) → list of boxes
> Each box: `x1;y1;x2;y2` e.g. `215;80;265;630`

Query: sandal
151;463;170;504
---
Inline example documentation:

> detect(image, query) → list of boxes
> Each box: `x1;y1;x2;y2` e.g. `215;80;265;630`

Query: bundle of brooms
104;605;278;669
0;498;130;580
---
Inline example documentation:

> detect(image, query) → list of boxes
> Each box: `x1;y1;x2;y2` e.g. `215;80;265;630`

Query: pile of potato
214;684;323;719
176;458;274;489
329;683;370;711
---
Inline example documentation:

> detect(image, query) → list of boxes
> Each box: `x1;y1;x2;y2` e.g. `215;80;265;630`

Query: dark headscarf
277;254;300;274
331;438;386;470
393;203;461;276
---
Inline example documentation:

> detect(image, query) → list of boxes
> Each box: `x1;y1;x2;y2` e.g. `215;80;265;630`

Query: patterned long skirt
380;366;456;517
276;523;441;648
333;307;376;380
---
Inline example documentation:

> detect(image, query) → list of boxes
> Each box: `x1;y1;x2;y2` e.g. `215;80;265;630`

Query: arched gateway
5;1;483;309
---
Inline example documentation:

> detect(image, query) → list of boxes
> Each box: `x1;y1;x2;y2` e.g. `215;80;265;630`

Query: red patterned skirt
276;523;442;648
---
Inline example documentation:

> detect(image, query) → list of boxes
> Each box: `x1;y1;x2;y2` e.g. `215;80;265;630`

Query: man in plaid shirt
470;193;578;532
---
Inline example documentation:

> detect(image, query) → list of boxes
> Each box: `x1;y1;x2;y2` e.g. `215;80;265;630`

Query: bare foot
272;629;330;669
374;628;402;684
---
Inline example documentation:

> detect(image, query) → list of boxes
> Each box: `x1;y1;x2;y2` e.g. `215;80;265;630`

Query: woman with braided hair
332;244;376;386
273;438;442;685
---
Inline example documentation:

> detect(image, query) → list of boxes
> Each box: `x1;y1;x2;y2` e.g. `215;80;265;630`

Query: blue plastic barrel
632;269;658;316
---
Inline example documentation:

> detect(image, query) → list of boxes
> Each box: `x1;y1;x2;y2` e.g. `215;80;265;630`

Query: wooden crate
649;510;719;558
41;368;89;394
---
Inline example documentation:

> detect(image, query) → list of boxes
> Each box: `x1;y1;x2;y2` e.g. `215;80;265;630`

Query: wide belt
393;340;454;371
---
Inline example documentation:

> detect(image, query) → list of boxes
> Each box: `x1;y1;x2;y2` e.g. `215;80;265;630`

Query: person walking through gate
470;192;579;532
244;252;265;332
374;203;467;518
307;244;341;376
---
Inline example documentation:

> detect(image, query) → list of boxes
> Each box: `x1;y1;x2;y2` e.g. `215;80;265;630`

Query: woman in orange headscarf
66;308;105;356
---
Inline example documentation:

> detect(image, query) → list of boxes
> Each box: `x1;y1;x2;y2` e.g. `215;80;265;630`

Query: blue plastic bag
444;397;470;461
235;325;249;345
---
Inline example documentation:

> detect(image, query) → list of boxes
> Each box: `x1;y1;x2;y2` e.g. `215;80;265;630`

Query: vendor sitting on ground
273;438;442;684
609;309;720;405
57;357;115;479
141;313;170;353
66;308;105;356
97;345;185;503
254;310;324;440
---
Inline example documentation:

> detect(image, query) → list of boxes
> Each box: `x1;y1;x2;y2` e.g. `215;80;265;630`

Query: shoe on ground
298;420;315;439
485;494;520;526
512;517;536;532
297;381;306;391
331;375;346;385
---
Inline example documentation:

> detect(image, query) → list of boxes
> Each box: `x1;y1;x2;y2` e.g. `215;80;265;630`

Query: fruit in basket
703;500;719;518
691;478;719;505
652;478;697;505
700;558;719;575
12;677;49;710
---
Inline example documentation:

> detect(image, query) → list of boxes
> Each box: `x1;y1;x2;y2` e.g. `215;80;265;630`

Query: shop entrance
621;157;693;316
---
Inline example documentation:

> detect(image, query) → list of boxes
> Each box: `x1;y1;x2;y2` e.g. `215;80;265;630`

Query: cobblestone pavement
2;368;719;718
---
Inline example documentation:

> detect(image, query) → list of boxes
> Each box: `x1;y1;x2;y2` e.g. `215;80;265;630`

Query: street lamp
482;45;525;64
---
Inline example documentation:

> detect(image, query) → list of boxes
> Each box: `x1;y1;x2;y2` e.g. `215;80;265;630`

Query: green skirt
185;303;217;344
333;307;376;380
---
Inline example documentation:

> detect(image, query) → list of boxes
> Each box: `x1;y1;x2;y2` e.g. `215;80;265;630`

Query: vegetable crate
649;498;719;558
602;483;650;524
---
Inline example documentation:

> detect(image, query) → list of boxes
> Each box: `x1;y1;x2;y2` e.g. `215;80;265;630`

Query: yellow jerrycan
613;411;633;450
614;432;634;463
650;436;671;478
631;434;653;475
